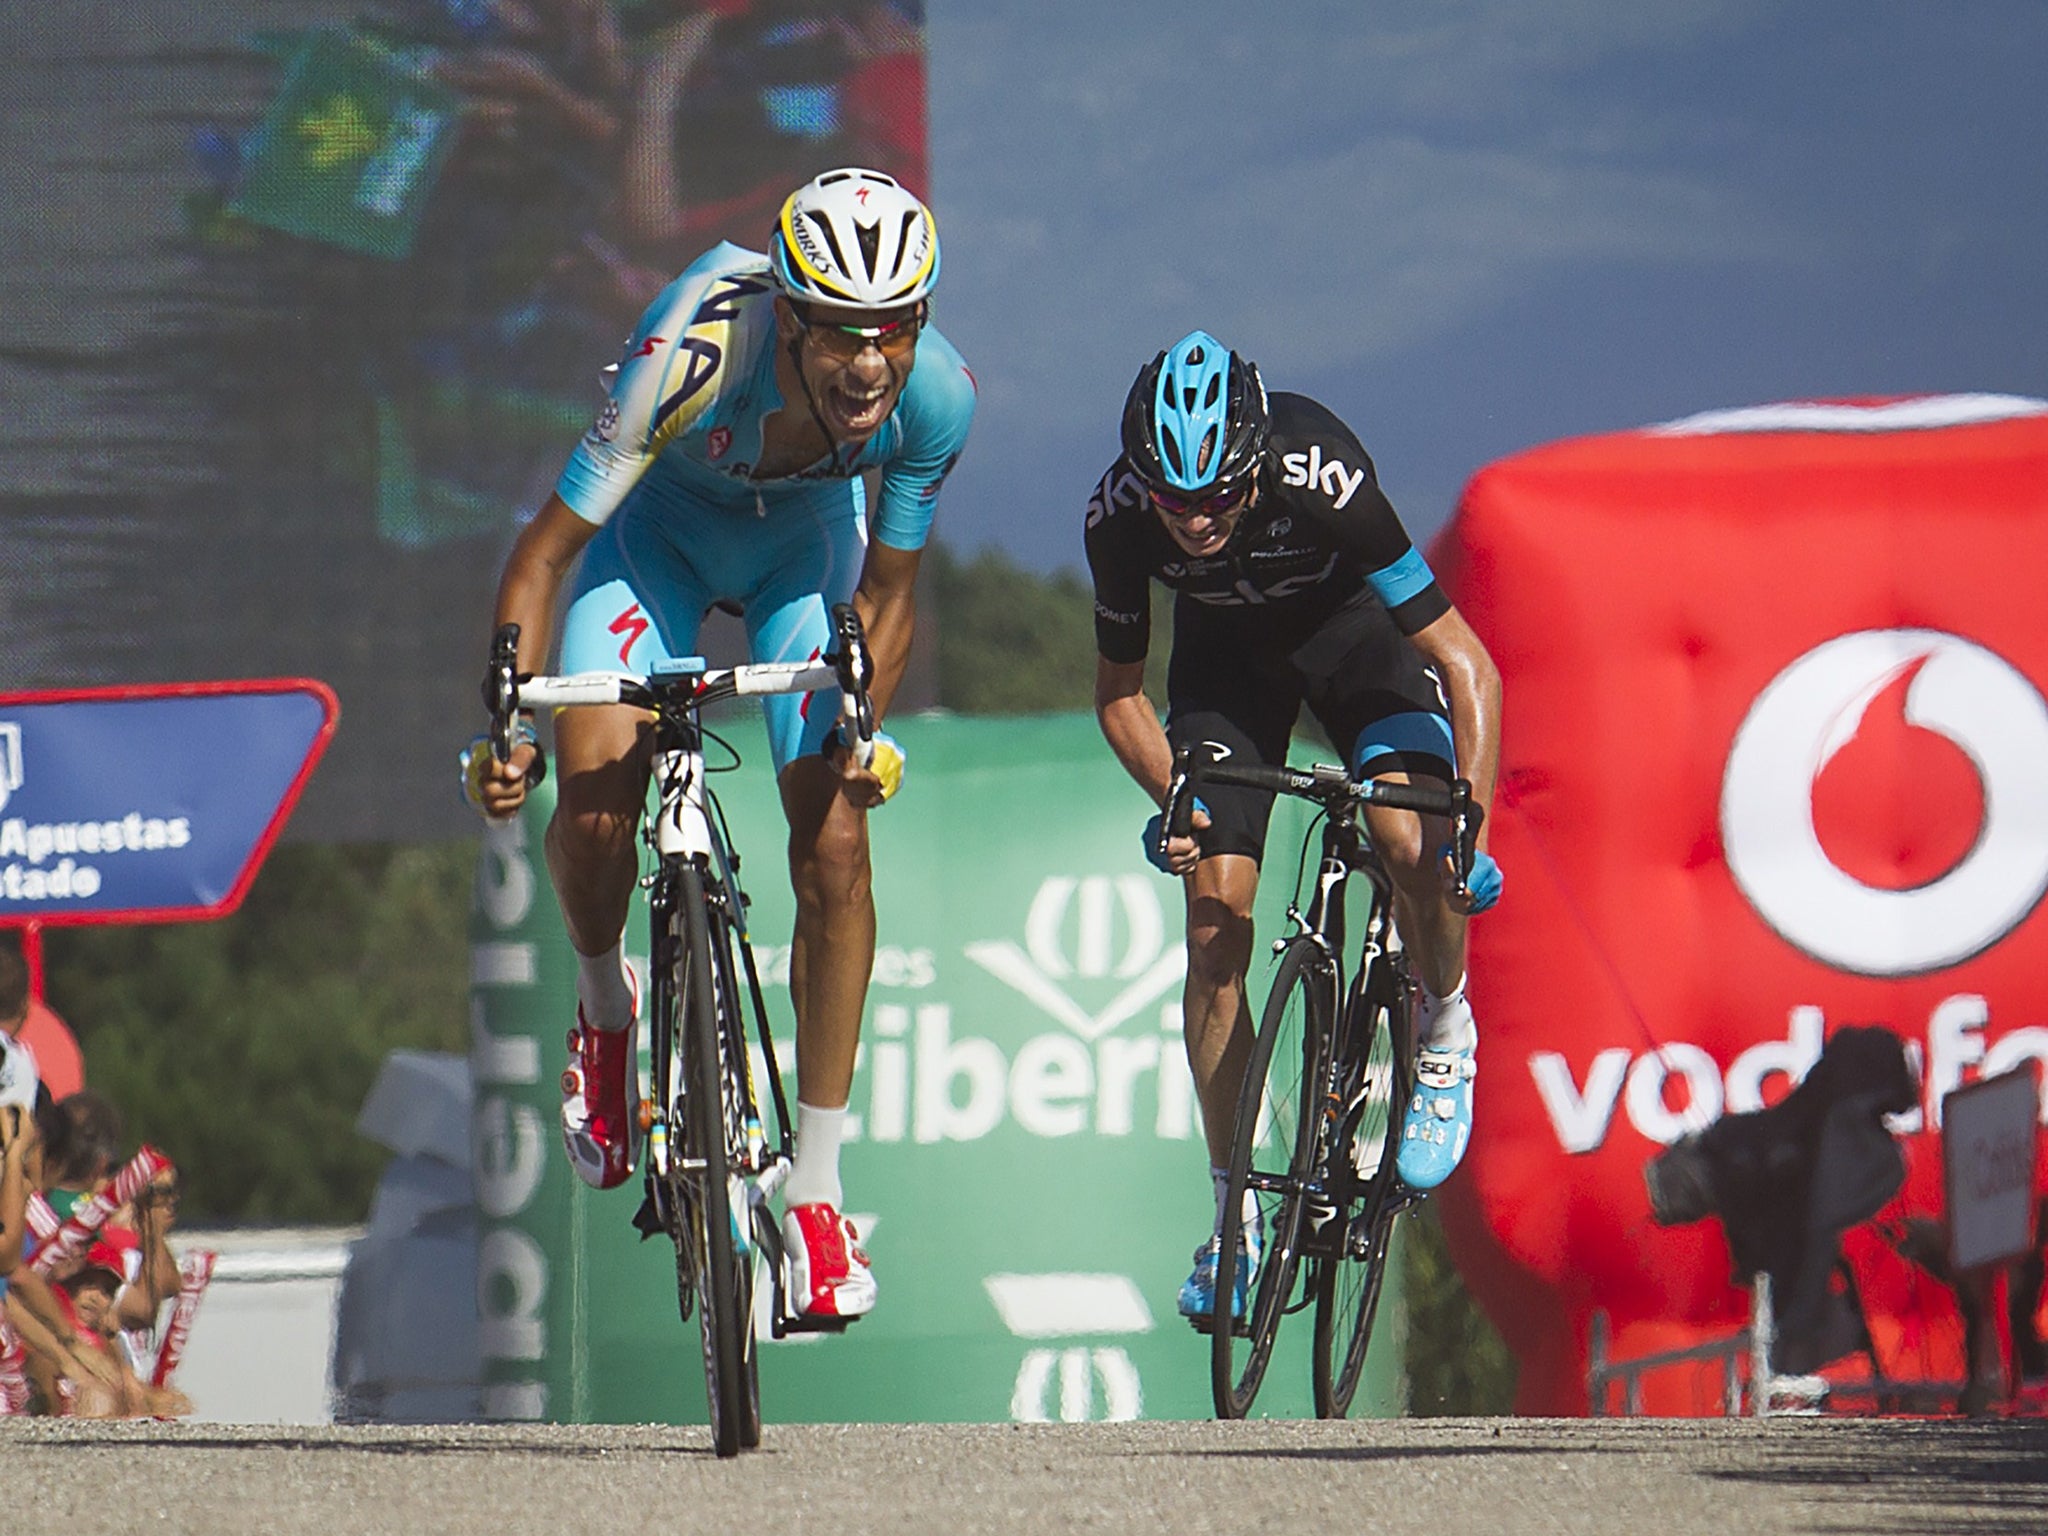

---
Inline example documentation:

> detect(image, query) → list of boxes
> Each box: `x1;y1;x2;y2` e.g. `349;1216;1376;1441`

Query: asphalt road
8;1416;2047;1535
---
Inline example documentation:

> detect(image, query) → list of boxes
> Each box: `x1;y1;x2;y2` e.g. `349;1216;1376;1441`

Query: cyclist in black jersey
1087;330;1503;1322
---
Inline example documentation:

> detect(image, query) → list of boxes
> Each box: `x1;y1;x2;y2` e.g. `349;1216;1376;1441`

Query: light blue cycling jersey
556;241;974;547
554;241;974;774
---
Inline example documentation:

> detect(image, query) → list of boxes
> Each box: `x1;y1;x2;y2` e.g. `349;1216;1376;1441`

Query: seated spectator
37;1089;123;1220
38;1243;190;1419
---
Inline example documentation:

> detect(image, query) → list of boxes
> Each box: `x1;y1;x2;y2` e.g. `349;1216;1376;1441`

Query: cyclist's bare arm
1095;654;1171;803
1096;653;1206;872
1404;603;1502;908
482;493;602;818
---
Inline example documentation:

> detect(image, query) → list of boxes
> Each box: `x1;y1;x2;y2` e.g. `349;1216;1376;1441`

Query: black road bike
1159;749;1481;1419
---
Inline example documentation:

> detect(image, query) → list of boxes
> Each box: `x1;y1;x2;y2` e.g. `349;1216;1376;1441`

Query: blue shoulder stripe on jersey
1367;546;1437;609
1352;712;1456;775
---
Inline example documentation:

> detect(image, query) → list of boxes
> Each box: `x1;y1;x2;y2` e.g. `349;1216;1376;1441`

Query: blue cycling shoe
1178;1216;1264;1324
1396;1042;1477;1190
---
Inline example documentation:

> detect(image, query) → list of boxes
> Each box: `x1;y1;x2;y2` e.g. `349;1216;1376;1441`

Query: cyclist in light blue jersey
475;168;974;1321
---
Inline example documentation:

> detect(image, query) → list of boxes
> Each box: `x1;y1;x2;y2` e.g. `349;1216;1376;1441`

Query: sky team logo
1721;629;2048;976
0;724;20;815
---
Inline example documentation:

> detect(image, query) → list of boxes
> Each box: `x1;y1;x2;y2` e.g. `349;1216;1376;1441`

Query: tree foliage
926;541;1170;713
41;842;473;1224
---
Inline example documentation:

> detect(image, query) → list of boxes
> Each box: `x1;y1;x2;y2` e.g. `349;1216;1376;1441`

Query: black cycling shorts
1165;591;1455;863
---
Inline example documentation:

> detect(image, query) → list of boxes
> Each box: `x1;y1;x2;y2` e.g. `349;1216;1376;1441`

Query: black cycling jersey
1084;391;1449;665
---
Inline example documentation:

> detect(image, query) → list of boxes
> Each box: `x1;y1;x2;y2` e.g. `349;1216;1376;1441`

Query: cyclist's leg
1165;607;1300;1314
747;481;877;1317
550;505;711;1188
1302;599;1473;1186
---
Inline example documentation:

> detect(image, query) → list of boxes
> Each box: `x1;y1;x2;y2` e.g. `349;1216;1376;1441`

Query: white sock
785;1101;848;1210
576;944;634;1034
1416;973;1477;1054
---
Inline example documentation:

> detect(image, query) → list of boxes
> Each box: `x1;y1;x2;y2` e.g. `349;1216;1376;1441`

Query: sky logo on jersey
1279;445;1366;509
1086;468;1147;529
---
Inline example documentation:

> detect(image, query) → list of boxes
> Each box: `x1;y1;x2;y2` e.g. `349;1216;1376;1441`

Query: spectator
38;1090;123;1213
0;1107;126;1416
0;932;84;1101
0;940;43;1119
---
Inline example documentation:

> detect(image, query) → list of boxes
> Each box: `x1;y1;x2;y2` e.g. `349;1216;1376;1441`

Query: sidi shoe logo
1721;629;2048;976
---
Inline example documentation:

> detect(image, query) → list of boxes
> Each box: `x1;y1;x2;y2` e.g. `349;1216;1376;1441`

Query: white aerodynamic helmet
770;168;940;311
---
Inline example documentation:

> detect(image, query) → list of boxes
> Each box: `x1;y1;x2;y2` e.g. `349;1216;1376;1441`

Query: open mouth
825;379;893;438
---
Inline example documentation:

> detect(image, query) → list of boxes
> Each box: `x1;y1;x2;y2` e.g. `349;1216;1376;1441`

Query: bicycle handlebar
485;604;877;765
1157;745;1486;896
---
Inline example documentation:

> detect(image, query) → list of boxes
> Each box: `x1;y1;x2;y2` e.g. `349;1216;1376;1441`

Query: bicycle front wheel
1310;956;1411;1417
670;862;759;1457
1212;937;1334;1418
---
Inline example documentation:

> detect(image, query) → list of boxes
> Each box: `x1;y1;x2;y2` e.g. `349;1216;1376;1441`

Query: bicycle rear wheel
1211;937;1334;1418
1310;954;1412;1417
669;862;759;1457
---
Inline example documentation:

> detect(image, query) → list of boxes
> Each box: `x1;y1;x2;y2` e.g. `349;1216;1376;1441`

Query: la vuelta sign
1429;394;2048;1414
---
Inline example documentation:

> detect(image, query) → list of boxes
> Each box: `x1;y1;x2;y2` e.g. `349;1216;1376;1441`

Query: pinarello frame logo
1721;629;2048;976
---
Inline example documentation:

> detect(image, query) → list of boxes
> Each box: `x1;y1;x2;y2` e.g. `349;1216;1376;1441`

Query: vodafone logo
1722;629;2048;976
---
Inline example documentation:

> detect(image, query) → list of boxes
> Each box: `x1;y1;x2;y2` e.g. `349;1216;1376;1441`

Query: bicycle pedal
772;1310;854;1338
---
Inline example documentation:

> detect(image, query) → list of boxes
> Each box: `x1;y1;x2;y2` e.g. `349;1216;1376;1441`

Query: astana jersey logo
1721;629;2048;976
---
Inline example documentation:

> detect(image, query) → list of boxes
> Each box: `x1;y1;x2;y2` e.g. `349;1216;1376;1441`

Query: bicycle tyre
704;889;764;1450
1211;937;1334;1418
672;862;755;1457
1309;952;1412;1417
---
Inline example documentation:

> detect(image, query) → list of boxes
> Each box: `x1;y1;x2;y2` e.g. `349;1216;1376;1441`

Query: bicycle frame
484;608;879;1450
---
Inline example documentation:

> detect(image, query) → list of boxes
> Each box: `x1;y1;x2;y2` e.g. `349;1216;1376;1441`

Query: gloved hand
460;719;543;817
1445;846;1503;913
825;726;906;804
865;730;906;803
1143;797;1208;874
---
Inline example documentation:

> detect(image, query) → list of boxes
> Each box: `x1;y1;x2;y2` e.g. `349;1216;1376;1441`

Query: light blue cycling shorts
558;476;867;774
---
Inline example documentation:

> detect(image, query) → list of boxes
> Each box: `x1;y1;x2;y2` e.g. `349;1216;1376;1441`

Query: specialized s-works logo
1721;629;2048;976
0;725;20;816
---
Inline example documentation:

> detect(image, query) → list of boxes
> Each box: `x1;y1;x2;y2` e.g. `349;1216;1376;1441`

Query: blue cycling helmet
1121;330;1269;493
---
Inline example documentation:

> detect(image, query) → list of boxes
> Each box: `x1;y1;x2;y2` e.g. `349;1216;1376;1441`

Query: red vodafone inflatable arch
1431;394;2048;1414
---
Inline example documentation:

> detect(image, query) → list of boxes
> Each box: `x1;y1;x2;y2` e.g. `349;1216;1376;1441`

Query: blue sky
923;1;2048;571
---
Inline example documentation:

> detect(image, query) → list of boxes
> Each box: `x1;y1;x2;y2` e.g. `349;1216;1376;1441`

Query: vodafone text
1530;994;2042;1154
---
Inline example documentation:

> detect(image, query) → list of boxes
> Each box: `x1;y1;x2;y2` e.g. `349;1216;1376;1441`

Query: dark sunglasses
1147;479;1251;519
794;304;925;361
